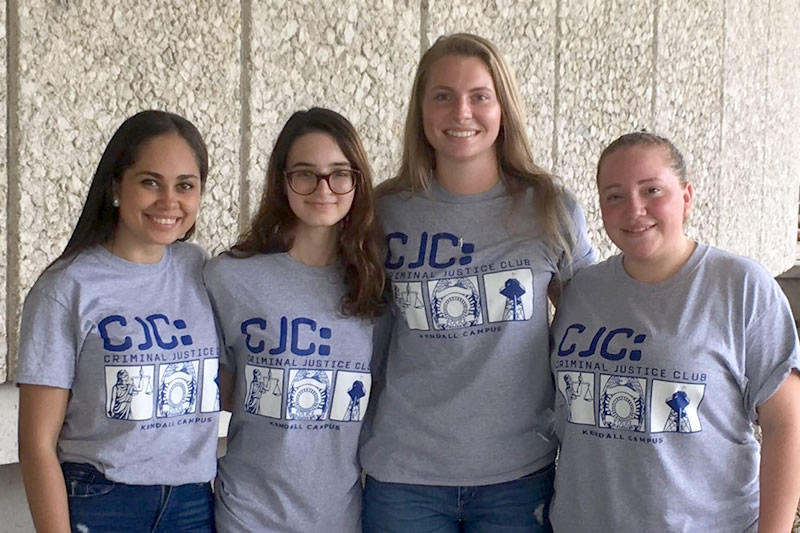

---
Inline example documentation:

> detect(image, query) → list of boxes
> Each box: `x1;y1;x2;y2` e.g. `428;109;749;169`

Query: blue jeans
363;463;555;533
62;462;214;533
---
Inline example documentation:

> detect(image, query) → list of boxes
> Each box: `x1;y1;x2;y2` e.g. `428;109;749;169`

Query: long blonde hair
380;33;577;265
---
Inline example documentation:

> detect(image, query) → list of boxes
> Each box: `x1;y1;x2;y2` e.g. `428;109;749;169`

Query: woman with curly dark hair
204;107;385;533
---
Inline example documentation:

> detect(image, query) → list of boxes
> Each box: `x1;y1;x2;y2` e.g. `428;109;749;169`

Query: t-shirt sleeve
202;261;236;375
16;286;79;389
557;194;596;282
743;290;800;421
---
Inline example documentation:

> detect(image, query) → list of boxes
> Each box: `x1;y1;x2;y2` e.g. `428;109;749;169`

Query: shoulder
696;244;784;304
27;248;104;305
170;241;209;263
564;254;618;289
204;251;276;284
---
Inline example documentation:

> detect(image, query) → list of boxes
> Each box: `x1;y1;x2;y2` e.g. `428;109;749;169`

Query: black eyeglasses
284;169;359;195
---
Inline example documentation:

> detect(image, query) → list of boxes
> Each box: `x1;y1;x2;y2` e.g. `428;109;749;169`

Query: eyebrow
600;177;662;191
135;171;200;180
288;161;351;168
429;85;495;93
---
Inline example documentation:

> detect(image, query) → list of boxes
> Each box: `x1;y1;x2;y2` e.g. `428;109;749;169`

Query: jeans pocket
63;463;116;498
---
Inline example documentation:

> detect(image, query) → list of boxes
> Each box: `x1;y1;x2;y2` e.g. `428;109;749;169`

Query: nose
313;177;335;196
455;95;472;121
624;194;646;216
158;187;180;208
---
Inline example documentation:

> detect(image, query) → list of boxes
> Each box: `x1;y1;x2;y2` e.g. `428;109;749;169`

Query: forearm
19;447;71;533
758;424;800;533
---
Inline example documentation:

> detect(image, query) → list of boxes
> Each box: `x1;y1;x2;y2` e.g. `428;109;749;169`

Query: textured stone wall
0;1;8;381
5;0;241;382
1;1;799;388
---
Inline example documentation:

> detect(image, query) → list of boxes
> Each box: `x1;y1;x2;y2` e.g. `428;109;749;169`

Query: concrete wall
2;0;799;381
1;1;799;531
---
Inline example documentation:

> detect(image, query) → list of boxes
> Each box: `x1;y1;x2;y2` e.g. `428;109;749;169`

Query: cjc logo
241;316;332;356
385;231;474;269
99;314;193;352
557;324;647;361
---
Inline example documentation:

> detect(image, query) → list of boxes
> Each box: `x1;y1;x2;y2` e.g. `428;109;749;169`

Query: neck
104;238;166;264
433;152;500;195
622;238;697;284
288;224;339;266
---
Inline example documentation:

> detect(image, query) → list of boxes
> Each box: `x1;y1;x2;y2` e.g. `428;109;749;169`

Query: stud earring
112;197;119;207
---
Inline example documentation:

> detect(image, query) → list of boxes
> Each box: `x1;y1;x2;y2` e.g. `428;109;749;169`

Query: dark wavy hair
49;110;208;269
229;107;385;319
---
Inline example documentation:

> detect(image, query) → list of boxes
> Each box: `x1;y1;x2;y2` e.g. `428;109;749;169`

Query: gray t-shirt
359;180;594;485
16;242;221;485
205;252;374;533
549;244;800;533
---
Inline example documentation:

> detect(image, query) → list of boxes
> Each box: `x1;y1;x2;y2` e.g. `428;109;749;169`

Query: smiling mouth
445;129;478;138
147;215;179;226
623;224;655;234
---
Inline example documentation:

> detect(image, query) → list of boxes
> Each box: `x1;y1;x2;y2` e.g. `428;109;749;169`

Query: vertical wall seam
763;0;773;252
5;0;20;382
651;0;659;125
238;0;252;231
420;0;429;57
717;0;726;244
552;0;561;170
719;0;726;167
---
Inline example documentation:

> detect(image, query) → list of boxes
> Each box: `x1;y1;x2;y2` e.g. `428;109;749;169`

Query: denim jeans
362;463;555;533
62;462;215;533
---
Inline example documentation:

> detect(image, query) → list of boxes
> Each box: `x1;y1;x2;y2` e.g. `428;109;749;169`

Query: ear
682;182;694;221
111;180;121;206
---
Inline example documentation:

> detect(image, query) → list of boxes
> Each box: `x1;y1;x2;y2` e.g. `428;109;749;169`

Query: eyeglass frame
283;169;360;196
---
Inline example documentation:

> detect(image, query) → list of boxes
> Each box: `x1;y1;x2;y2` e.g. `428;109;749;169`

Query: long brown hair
230;107;385;318
380;33;577;264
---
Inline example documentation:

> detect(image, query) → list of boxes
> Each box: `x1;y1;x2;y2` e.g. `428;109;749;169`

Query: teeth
628;226;652;233
150;217;177;225
445;130;477;137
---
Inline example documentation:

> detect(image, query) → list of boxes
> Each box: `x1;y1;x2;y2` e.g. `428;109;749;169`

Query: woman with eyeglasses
203;107;385;533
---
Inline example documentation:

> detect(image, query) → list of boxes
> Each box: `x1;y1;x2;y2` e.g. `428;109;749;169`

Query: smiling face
598;145;693;272
421;55;502;169
285;132;356;231
112;133;202;262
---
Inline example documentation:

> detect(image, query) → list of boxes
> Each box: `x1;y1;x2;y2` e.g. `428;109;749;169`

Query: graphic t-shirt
205;252;374;533
16;242;221;485
549;244;800;533
359;180;594;485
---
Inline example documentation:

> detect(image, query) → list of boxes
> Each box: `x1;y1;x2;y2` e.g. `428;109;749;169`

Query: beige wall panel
247;0;419;215
764;0;800;276
555;0;654;260
0;4;7;382
654;0;723;249
11;2;241;376
717;2;767;262
427;0;557;170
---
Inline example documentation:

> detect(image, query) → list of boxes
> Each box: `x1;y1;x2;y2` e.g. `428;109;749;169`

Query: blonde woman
360;33;594;532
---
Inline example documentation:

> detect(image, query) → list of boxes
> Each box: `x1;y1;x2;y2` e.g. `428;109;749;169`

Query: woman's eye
433;93;450;102
473;93;489;102
140;178;158;187
647;187;661;195
178;182;195;192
